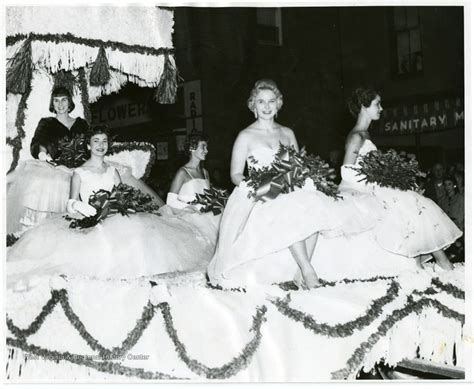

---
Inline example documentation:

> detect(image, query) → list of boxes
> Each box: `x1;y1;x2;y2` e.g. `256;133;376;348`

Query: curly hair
347;87;380;118
247;79;283;112
49;86;75;113
184;132;208;156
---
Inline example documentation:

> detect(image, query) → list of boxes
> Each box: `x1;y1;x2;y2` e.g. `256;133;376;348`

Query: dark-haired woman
7;87;89;235
164;133;210;212
339;87;462;270
8;128;220;288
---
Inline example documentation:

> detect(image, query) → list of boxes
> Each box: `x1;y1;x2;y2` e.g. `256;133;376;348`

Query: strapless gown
207;147;379;289
7;166;220;288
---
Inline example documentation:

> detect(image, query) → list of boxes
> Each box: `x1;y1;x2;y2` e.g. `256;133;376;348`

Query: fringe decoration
6;80;32;173
90;46;111;86
6;37;33;95
78;67;92;123
53;70;77;97
154;53;179;104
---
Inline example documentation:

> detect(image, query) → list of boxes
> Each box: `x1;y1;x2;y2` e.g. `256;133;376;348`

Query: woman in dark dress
7;87;89;235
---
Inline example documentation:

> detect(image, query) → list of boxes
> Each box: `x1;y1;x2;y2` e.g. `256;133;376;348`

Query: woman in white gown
7;128;220;288
339;87;462;269
207;80;377;290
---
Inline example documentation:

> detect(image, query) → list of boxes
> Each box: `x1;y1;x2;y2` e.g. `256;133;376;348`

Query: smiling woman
7;87;89;235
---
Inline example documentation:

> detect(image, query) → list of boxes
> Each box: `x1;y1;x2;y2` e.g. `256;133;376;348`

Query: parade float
5;5;470;383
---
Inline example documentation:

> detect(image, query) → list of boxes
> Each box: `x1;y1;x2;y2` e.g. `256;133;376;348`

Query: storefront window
391;7;423;76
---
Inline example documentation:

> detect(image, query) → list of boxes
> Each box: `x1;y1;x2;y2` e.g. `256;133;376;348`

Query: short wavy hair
85;125;111;153
184;132;208;156
247;79;283;112
49;86;75;113
347;87;380;118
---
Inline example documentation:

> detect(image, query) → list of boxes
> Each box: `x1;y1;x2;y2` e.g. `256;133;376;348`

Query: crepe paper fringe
6;80;31;173
77;67;92;123
6;37;33;94
53;70;77;97
106;142;156;180
7;32;175;57
271;280;400;338
155;53;179;104
6;276;464;381
90;46;111;87
157;302;267;379
331;293;464;379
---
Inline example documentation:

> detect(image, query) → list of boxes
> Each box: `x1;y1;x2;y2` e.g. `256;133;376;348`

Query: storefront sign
377;96;464;135
184;80;203;134
91;98;152;128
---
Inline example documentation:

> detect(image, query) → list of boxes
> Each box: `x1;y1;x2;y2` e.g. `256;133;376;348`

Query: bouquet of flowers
65;183;161;229
53;134;88;168
350;149;425;191
244;143;340;202
190;186;229;215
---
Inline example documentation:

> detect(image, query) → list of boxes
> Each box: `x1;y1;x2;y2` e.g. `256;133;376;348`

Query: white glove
166;192;189;210
66;199;97;217
38;151;53;162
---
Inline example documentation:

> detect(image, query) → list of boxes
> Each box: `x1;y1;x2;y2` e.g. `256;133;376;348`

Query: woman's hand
38;151;53;162
66;199;97;217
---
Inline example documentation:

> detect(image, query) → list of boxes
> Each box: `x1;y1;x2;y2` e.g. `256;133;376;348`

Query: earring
275;111;278;119
254;109;258;119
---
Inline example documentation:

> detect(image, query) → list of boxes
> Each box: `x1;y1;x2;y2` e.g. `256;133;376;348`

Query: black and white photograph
3;0;472;384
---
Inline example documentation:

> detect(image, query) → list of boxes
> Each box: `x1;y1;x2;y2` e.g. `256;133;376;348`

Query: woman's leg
289;239;321;289
432;249;453;270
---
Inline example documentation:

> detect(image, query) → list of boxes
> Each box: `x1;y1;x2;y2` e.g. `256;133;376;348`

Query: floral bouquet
190;186;229;215
53;133;88;168
244;143;340;202
65;183;161;229
350;149;425;191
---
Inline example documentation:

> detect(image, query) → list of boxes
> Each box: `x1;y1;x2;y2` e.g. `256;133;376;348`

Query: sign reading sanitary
91;98;153;128
376;96;464;135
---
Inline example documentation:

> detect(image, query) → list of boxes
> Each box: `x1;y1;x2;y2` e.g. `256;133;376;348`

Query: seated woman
339;87;462;269
7;87;89;235
207;80;377;290
7;127;220;289
162;132;211;213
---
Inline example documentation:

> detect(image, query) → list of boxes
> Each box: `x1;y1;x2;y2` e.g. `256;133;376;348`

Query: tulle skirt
7;210;220;289
7;160;72;235
6;161;165;236
207;179;381;289
339;166;463;257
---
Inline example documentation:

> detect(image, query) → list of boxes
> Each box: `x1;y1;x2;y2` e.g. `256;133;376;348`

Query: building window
257;8;282;46
391;7;423;76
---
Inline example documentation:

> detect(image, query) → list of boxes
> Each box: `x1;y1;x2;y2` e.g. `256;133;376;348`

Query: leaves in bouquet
190;186;230;215
53;134;89;168
244;143;340;201
352;149;424;191
66;183;161;229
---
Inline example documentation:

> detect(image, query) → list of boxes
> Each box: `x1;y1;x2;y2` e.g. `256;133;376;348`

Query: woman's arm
230;132;248;186
70;171;82;201
66;171;97;216
30;119;53;160
342;133;364;165
169;168;187;195
167;169;192;209
113;169;122;185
